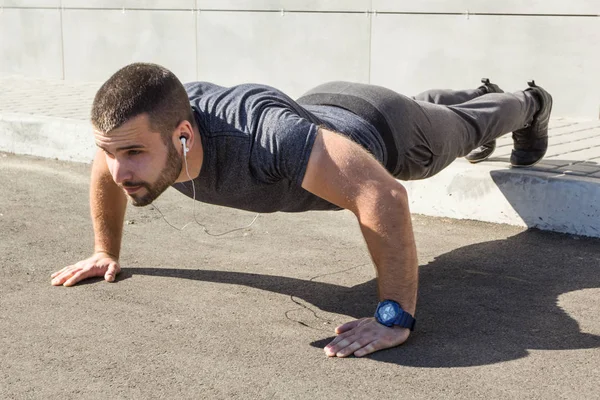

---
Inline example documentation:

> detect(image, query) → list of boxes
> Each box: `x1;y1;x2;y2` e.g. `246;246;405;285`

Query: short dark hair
91;63;194;141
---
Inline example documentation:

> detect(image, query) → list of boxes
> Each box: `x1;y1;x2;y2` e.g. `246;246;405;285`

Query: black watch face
378;303;398;324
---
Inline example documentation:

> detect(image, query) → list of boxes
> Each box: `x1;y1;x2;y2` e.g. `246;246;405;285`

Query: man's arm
89;148;127;258
51;149;127;286
301;128;418;357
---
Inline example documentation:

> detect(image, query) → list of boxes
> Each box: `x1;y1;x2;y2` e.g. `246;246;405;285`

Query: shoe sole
510;157;543;168
466;141;496;164
467;154;494;164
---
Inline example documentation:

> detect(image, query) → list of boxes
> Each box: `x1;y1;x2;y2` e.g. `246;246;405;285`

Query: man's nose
109;159;132;185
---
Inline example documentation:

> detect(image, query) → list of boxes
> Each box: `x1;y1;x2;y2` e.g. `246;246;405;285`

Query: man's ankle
525;90;541;113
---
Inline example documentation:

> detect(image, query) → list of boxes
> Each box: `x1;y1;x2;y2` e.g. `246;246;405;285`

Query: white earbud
180;136;190;157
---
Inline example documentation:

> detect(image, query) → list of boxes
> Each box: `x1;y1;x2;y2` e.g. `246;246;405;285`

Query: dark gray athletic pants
297;82;538;180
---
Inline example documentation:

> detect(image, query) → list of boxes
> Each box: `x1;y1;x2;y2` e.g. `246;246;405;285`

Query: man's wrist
379;297;416;316
374;299;416;331
94;249;119;259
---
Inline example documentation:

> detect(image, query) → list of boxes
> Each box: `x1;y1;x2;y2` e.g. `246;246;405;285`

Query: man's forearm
90;150;127;258
357;184;418;315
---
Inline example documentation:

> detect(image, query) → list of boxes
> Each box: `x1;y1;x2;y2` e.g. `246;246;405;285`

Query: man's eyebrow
96;144;144;152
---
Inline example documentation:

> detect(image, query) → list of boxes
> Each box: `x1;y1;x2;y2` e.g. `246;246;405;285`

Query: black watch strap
396;311;416;331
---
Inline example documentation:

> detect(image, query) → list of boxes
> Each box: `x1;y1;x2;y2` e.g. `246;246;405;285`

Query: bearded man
51;63;552;358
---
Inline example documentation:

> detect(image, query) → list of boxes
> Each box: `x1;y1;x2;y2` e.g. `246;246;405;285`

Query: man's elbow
389;182;409;206
353;181;409;219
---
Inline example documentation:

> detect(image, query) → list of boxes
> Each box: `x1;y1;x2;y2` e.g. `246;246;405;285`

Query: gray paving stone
545;137;600;158
0;77;100;120
549;121;600;136
547;147;600;163
550;127;600;146
556;163;600;176
529;161;563;170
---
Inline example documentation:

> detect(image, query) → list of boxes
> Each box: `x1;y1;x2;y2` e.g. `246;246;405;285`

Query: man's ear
172;120;194;153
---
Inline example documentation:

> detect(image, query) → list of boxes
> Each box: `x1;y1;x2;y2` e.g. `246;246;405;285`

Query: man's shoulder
184;81;286;99
185;81;302;127
184;81;224;100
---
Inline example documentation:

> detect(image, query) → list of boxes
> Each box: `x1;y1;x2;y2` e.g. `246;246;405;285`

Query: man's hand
51;252;121;287
324;317;410;358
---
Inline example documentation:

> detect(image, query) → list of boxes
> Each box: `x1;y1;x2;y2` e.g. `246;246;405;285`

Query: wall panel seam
59;0;65;79
2;7;599;17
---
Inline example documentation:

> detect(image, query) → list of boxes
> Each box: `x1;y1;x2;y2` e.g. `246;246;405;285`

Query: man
50;63;552;358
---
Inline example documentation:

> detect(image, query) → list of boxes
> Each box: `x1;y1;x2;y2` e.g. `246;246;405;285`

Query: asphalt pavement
1;153;599;399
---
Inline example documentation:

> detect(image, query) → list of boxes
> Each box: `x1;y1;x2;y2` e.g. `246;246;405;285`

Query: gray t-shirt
171;82;386;213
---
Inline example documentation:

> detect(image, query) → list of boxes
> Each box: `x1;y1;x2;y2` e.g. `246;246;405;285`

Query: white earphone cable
150;138;260;236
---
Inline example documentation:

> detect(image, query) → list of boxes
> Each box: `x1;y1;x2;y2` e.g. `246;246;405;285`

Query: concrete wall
1;0;599;118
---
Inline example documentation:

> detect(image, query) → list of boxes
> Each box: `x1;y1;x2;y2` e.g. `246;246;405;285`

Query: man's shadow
125;229;600;367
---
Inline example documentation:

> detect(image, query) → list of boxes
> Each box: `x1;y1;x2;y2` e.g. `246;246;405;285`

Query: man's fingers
354;341;381;358
63;269;93;287
325;318;370;356
326;334;378;358
104;262;120;282
335;337;373;358
324;332;355;356
327;328;355;346
51;266;79;286
335;319;362;334
51;265;74;279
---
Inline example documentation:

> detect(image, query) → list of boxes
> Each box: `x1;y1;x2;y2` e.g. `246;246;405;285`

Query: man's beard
123;140;183;207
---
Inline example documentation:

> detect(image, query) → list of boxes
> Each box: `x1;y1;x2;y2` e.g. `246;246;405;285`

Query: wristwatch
374;299;416;331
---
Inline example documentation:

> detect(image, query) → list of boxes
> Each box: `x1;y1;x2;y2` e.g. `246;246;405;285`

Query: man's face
94;114;182;207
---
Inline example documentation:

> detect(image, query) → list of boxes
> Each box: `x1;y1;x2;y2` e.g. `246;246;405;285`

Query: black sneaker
465;141;497;163
478;78;504;95
510;80;553;168
465;78;504;163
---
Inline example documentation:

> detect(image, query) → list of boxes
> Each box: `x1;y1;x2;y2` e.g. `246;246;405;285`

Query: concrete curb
0;113;95;163
403;160;600;237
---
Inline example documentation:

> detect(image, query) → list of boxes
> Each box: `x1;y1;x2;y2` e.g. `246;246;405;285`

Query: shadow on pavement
127;229;600;368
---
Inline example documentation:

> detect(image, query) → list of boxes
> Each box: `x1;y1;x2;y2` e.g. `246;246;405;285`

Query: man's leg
413;79;504;163
412;78;502;106
413;88;484;105
406;91;539;179
296;81;547;180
